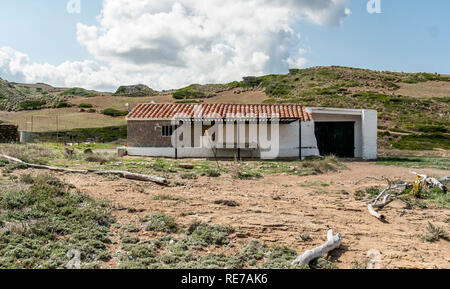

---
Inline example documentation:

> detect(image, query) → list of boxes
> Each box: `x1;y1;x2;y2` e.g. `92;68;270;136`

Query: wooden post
299;120;302;160
237;121;241;161
174;122;178;160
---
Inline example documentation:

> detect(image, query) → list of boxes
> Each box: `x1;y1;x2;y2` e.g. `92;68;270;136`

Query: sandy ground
16;161;449;269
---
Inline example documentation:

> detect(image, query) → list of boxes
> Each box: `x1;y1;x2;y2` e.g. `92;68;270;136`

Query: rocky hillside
0;78;64;111
113;84;158;97
0;78;107;111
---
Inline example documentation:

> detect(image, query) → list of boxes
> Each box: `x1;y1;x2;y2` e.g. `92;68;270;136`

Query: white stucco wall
127;120;319;159
361;110;378;160
126;108;377;160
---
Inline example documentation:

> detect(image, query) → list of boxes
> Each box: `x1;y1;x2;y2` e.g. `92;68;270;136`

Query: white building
125;103;377;160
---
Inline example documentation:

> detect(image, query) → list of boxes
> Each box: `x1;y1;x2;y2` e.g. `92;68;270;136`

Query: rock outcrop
113;84;158;97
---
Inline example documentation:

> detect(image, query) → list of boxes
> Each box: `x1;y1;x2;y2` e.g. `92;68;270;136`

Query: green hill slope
222;66;450;151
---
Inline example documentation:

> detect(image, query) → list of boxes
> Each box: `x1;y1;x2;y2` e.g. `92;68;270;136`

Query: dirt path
55;162;449;269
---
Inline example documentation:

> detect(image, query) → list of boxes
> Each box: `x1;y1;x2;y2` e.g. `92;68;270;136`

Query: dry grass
84;152;117;165
298;155;344;174
397;81;450;99
6;108;125;132
0;143;56;164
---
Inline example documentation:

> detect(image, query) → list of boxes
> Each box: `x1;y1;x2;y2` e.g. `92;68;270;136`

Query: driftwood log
367;204;385;221
365;182;408;222
0;154;168;186
291;229;342;267
361;172;446;221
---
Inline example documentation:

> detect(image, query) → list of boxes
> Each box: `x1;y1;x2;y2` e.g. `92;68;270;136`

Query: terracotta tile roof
127;103;312;121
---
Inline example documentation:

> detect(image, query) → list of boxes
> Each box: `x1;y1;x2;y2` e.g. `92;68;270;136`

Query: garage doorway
314;122;355;158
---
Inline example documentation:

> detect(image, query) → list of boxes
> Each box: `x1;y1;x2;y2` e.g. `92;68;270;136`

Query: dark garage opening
314;122;355;158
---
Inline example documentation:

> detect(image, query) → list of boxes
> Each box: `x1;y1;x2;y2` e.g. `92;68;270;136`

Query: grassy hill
0;66;448;151
168;66;449;151
225;67;449;151
0;78;108;111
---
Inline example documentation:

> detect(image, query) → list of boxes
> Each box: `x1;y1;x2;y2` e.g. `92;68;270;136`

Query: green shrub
54;102;71;108
84;153;116;164
144;213;178;233
187;223;235;246
180;173;197;180
261;246;298;269
172;90;206;100
78;103;93;109
19;100;45;110
393;133;450;150
206;169;221;177
0;174;114;269
102;108;128;117
237;170;262;180
421;222;449;242
152;195;181;201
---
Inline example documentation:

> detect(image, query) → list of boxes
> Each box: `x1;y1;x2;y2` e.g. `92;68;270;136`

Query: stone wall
127;120;173;147
0;124;19;143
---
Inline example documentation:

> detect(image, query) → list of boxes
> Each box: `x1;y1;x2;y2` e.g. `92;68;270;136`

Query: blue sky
297;0;450;74
0;0;449;90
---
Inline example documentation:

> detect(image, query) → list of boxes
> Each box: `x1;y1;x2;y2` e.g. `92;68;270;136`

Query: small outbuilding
125;103;377;160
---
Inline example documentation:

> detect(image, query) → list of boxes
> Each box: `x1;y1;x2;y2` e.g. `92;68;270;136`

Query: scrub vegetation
0;174;114;269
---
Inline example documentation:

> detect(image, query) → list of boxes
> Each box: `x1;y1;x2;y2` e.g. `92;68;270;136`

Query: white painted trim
306;107;366;116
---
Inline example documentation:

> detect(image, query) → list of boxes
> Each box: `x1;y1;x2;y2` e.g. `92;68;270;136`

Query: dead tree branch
367;204;385;221
0;154;168;186
291;229;342;267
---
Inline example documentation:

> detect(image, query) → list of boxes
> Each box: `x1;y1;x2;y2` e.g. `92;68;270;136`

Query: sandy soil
39;161;449;269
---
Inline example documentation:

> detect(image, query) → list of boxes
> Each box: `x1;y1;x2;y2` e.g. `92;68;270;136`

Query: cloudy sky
0;0;449;91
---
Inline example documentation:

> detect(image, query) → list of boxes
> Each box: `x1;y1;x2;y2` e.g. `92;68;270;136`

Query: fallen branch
371;183;409;205
291;229;342;267
0;154;168;186
88;169;167;184
356;176;409;221
367;204;385;221
372;194;393;209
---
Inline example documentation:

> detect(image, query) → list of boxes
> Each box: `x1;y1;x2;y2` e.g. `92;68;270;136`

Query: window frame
161;125;174;137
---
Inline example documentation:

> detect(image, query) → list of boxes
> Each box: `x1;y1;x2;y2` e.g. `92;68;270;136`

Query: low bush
19;100;45;110
84;153;116;164
0;174;114;269
152;195;181;201
102;108;128;117
187;222;235;246
54;102;71;108
143;213;178;233
78;103;93;109
421;222;449;242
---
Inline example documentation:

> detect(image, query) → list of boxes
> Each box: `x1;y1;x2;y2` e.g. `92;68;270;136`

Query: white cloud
0;0;351;91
